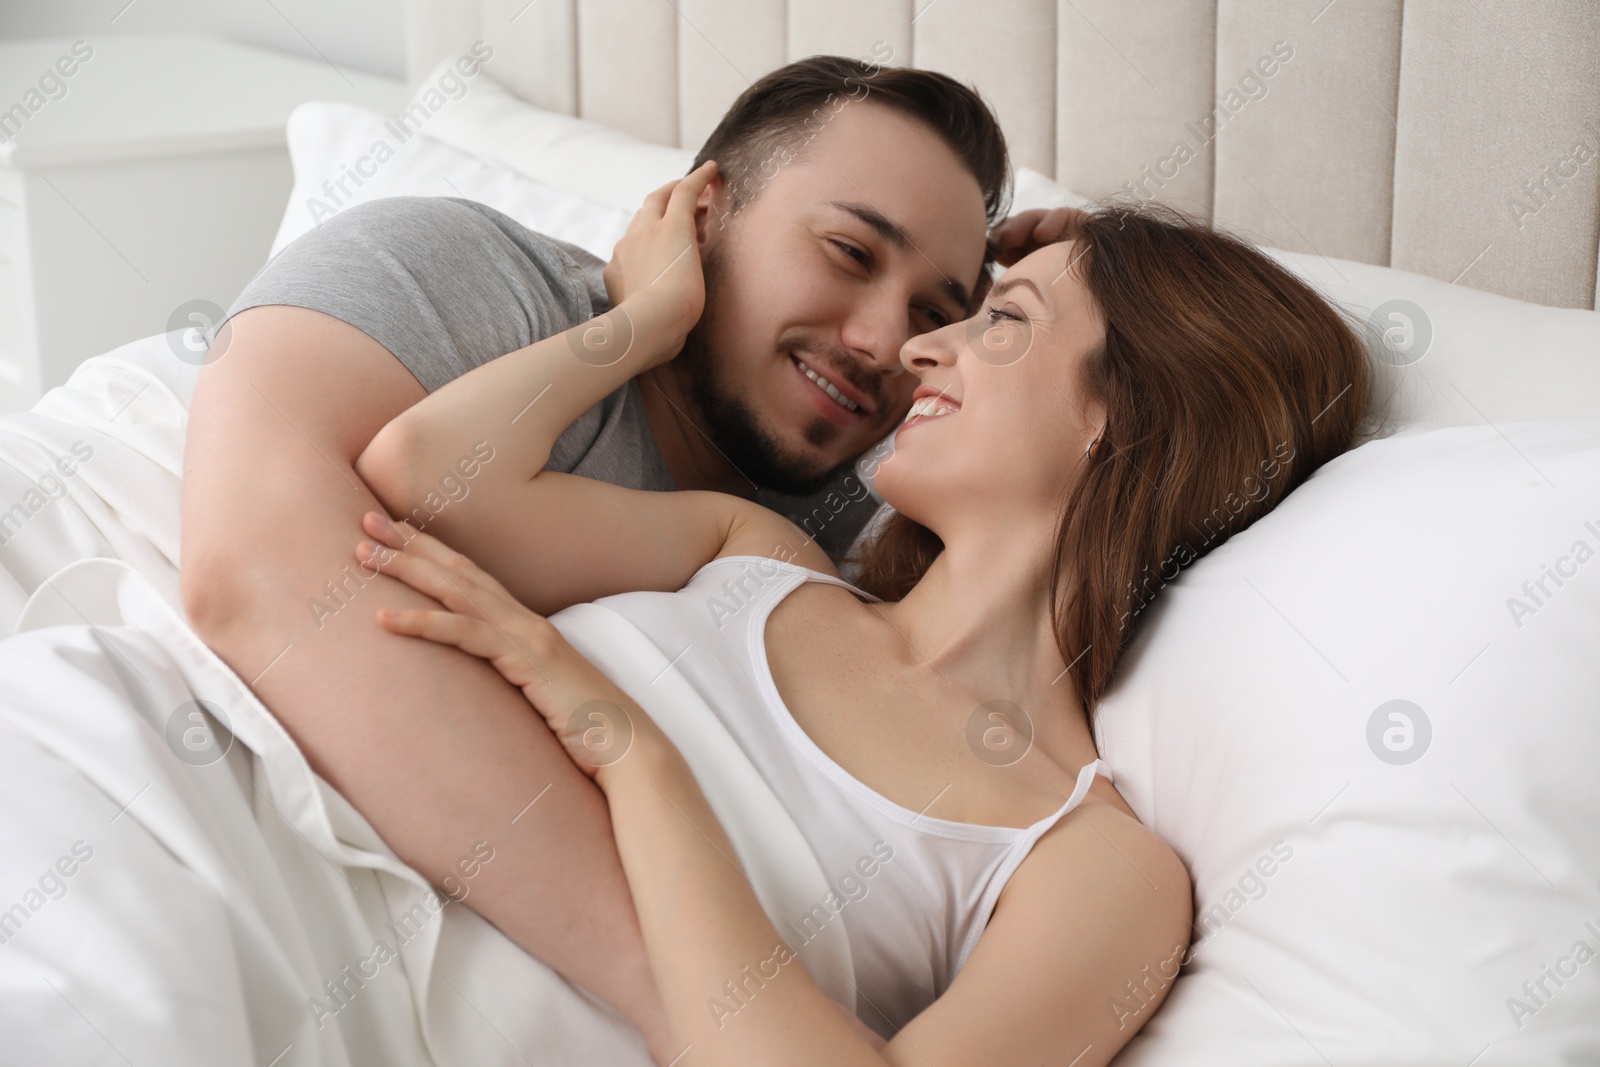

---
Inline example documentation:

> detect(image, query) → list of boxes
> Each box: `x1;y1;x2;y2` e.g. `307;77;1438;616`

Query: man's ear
694;172;731;245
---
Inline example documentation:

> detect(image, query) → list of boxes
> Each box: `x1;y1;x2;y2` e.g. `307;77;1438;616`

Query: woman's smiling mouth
899;390;960;432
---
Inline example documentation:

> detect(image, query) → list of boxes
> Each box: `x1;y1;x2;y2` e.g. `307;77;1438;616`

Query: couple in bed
181;56;1371;1065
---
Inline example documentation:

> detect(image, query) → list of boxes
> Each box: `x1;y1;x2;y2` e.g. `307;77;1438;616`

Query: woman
349;168;1372;1065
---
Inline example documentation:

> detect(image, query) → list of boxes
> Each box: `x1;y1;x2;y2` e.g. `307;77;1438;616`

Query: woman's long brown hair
847;202;1375;710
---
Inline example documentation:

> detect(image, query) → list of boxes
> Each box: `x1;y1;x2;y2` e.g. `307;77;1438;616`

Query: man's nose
839;290;913;374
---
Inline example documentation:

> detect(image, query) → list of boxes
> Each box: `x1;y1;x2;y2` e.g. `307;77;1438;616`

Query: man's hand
602;160;719;357
989;205;1090;266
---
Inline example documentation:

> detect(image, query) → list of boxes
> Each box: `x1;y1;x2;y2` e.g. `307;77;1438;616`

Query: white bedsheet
0;332;853;1064
0;331;198;632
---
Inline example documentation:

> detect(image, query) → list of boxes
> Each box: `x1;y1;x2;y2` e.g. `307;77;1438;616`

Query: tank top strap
792;565;883;604
949;758;1114;978
1024;758;1111;843
694;554;883;604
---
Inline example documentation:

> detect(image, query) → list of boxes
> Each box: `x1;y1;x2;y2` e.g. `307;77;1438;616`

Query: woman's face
873;240;1109;532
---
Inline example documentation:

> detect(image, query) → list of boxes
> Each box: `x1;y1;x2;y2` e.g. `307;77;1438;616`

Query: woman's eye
830;239;868;266
986;305;1024;323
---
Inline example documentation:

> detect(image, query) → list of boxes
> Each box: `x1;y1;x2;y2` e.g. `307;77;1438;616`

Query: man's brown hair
692;54;1010;226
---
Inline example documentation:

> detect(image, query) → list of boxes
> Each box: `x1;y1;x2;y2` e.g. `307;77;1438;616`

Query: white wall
0;0;407;80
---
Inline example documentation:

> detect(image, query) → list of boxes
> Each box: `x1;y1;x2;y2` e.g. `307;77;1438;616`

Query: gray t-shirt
214;196;880;557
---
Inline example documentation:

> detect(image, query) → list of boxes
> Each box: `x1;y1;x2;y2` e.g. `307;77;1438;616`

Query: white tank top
587;554;1111;1037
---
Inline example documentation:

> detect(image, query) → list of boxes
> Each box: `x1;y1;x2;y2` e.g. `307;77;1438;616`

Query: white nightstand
0;34;405;413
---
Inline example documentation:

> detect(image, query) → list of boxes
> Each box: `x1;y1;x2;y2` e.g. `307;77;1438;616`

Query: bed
0;2;1596;1064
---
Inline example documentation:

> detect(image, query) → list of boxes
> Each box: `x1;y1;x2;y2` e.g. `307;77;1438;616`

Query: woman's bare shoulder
984;791;1193;960
1019;798;1192;931
893;793;1192;1062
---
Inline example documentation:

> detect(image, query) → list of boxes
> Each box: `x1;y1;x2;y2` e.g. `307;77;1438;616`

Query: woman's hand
989;204;1089;265
355;511;654;780
602;160;719;365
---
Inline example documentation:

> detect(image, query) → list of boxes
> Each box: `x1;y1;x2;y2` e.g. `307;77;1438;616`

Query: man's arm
180;305;676;1062
177;169;712;1065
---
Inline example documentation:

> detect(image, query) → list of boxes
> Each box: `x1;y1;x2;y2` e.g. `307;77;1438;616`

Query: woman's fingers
1033;205;1087;242
374;603;553;689
990;208;1047;254
990;208;1050;264
603;163;716;309
647;162;717;282
358;537;483;616
666;160;717;220
362;512;480;578
366;543;559;693
613;180;677;257
375;582;580;697
362;525;647;762
376;605;502;658
357;512;525;622
636;163;709;226
989;205;1090;265
638;178;677;218
361;509;421;551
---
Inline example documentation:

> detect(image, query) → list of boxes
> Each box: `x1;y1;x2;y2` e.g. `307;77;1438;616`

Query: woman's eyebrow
988;276;1045;304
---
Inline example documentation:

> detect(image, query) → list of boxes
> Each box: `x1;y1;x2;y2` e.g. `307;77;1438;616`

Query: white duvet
0;331;853;1065
6;317;1596;1065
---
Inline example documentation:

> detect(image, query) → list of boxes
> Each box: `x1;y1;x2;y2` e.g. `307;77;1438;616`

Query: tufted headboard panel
403;0;1600;309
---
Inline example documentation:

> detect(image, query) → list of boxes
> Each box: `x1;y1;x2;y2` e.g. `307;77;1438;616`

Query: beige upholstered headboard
403;0;1600;310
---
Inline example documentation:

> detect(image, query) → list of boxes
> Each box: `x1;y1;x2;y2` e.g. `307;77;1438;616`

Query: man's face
677;100;989;495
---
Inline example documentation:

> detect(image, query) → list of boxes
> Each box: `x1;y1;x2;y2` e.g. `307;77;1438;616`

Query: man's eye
830;239;868;265
922;308;950;329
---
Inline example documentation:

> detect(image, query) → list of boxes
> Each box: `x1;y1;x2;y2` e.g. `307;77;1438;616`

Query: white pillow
271;102;632;262
1097;418;1600;1065
1271;254;1600;430
1014;165;1600;1063
1010;165;1094;212
418;61;697;213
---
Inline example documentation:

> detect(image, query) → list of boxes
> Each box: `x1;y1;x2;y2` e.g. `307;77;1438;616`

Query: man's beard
673;243;857;497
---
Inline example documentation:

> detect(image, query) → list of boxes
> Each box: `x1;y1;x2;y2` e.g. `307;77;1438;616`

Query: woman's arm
597;733;1191;1066
363;523;1194;1067
354;163;775;614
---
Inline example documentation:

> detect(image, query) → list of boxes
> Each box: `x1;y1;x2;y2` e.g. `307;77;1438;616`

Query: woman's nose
899;319;961;375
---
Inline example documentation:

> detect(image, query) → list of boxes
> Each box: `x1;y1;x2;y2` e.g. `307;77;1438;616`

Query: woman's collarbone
768;586;1083;829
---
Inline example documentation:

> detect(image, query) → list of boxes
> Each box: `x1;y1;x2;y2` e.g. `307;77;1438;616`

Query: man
181;55;1055;1061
